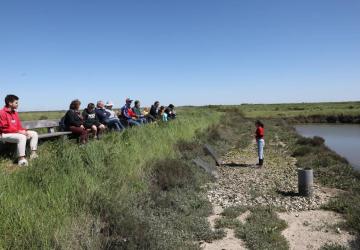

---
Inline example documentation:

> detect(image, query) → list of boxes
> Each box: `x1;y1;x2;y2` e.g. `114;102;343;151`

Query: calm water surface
295;124;360;171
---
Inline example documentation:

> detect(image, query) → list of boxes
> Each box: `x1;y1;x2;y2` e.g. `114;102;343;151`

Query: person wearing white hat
95;101;125;131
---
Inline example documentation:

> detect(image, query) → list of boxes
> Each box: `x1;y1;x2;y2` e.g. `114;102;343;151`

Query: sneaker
30;152;39;160
18;159;28;167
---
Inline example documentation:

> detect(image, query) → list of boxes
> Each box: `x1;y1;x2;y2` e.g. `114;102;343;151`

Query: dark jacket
64;109;83;129
150;105;158;118
95;108;110;124
165;107;176;119
82;108;101;128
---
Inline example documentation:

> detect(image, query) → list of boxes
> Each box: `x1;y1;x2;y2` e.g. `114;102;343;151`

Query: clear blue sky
1;0;359;111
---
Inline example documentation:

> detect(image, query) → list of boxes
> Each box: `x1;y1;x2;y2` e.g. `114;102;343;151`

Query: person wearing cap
0;94;39;166
121;98;141;126
95;101;125;131
165;104;176;120
104;101;118;119
132;100;147;124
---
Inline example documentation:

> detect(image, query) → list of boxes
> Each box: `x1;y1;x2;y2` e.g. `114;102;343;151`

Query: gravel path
206;139;337;211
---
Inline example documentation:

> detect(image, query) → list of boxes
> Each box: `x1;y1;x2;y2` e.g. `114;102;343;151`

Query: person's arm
16;113;26;131
67;110;82;127
16;113;29;135
82;111;89;122
94;113;101;126
122;107;132;119
96;110;105;122
0;112;8;134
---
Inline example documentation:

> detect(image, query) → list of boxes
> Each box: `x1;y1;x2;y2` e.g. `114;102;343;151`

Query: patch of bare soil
278;210;359;250
201;205;248;250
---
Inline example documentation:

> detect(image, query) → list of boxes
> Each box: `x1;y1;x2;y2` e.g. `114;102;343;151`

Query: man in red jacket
0;95;38;166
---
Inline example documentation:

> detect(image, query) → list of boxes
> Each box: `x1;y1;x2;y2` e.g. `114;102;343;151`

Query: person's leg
70;126;88;144
115;120;125;130
128;119;141;126
257;139;264;166
26;130;39;159
106;119;121;131
257;139;261;165
97;124;106;138
1;133;27;164
91;125;98;138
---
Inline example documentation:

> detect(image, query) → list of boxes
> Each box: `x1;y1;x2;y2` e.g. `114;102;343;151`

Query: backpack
59;116;66;132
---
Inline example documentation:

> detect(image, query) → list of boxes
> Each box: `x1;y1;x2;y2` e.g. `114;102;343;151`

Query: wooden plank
22;119;60;129
204;144;221;166
38;131;72;139
192;157;218;179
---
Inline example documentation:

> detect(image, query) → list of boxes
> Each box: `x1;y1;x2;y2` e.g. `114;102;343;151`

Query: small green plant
221;206;248;219
214;217;241;229
320;243;348;250
235;207;289;250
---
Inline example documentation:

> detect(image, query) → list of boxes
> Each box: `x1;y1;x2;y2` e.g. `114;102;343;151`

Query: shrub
326;115;338;123
221;206;248;219
292;145;313;157
151;159;196;191
296;136;325;146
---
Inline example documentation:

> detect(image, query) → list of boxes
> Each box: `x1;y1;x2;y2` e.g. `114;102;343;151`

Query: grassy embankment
239;101;360;120
1;102;359;249
0;107;232;249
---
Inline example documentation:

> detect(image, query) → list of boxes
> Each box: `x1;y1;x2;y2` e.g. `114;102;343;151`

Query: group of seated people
0;94;176;166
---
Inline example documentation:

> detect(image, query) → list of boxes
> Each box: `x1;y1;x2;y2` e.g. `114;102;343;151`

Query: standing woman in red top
255;120;265;167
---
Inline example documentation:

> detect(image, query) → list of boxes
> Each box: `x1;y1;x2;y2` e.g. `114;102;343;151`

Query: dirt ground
202;139;359;250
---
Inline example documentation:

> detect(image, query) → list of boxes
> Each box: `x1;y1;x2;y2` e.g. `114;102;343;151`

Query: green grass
19;111;66;121
238;102;360;118
0;107;222;249
3;102;360;248
320;243;348;250
235;207;289;250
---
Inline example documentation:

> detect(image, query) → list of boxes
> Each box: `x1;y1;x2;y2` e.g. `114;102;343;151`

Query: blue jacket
121;104;132;120
95;108;110;123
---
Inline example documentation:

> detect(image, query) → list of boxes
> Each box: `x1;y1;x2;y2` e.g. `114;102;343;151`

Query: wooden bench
21;119;72;139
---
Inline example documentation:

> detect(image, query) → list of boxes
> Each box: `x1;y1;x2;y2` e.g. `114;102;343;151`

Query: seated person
0;94;38;166
121;98;141;126
95;101;125;131
142;107;155;123
64;99;88;144
150;101;160;119
159;106;168;122
82;103;106;139
132;100;147;124
165;104;177;120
